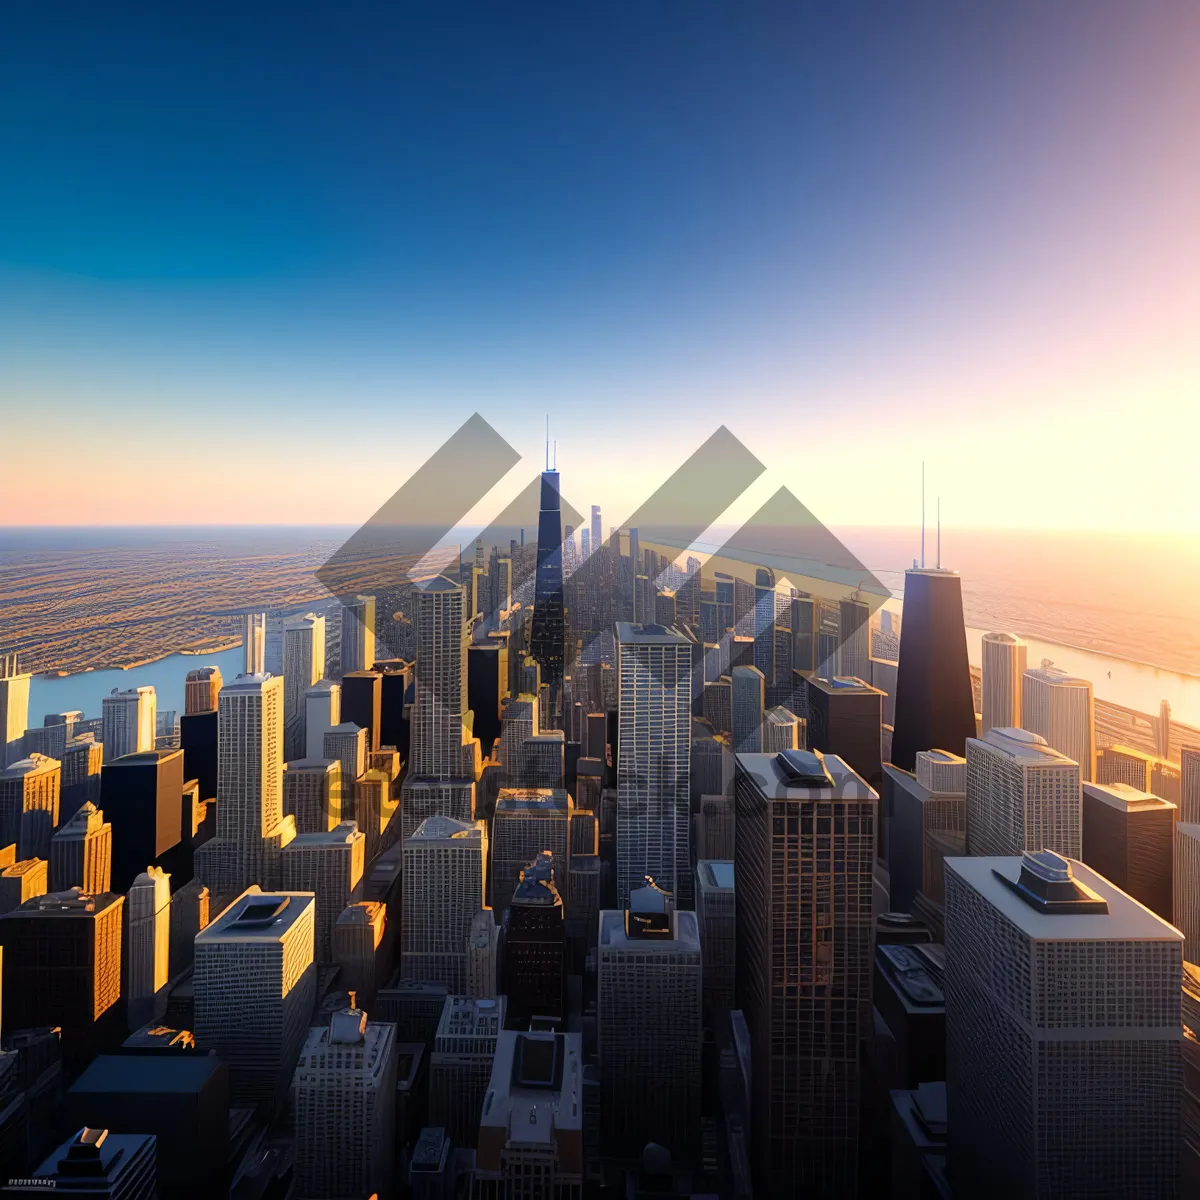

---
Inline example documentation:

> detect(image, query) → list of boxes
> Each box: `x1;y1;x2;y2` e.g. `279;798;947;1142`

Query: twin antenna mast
920;462;942;570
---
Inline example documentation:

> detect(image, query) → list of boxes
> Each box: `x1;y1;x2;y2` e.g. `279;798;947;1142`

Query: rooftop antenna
545;416;550;471
920;462;925;569
553;439;557;470
937;498;941;570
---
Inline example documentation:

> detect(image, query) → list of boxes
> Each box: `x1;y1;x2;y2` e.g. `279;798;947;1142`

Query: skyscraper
194;887;316;1114
428;994;505;1148
474;1028;583;1198
340;594;377;676
597;906;702;1157
184;666;222;716
0;754;60;854
282;758;342;834
838;596;871;683
980;632;1026;734
944;851;1182;1198
890;568;977;770
0;655;31;768
400;815;487;992
0;888;125;1072
101;686;157;762
49;801;111;895
194;673;291;905
503;852;565;1026
731;665;765;754
303;678;340;762
341;670;383;754
499;694;538;783
100;749;183;893
590;504;602;556
616;622;693;908
125;866;171;1030
804;675;884;789
735;749;878;1198
490;788;570;915
965;727;1082;859
531;467;566;709
1080;781;1174;919
762;705;803;753
61;732;104;816
291;1001;398;1200
281;820;365;963
243;613;266;676
408;578;472;777
695;859;735;1025
283;614;326;761
323;722;367;792
335;900;387;1008
0;857;48;914
1022;666;1096;782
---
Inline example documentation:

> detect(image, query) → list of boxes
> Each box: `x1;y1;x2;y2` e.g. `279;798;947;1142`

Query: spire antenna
920;462;925;570
937;497;941;570
545;415;550;471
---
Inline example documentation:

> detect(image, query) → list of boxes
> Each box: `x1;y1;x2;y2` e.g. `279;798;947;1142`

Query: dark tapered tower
531;466;565;710
890;568;977;770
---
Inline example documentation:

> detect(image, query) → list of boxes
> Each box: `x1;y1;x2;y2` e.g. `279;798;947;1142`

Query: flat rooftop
406;815;482;843
807;675;884;695
598;908;700;950
71;1053;221;1095
697;860;735;891
616;621;690;645
496;789;568;814
972;727;1078;765
197;889;314;942
737;751;876;801
945;855;1184;941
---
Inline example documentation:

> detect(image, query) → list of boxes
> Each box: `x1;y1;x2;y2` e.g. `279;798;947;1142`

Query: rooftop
70;1053;221;1095
1024;667;1091;688
104;748;182;767
406;815;482;843
982;631;1025;645
285;821;363;848
197;887;314;942
2;755;60;777
496;788;568;814
807;674;884;695
737;750;876;801
436;994;505;1040
283;757;339;772
10;888;122;916
616;621;690;645
480;1030;582;1139
945;854;1184;941
219;672;276;692
972;727;1078;766
599;908;700;950
1082;781;1175;812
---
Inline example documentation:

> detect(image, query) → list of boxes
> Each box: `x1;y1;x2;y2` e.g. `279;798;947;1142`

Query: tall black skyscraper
890;568;977;771
530;467;565;709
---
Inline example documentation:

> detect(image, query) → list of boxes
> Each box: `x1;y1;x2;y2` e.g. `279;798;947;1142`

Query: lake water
29;644;247;721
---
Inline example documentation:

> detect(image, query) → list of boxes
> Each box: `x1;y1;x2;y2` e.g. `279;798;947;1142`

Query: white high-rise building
945;851;1182;1198
126;865;171;1030
981;632;1027;734
280;820;365;963
195;673;294;904
283;614;326;761
616;622;693;908
291;1002;398;1200
304;679;341;762
1022;666;1095;781
195;886;316;1114
340;595;377;676
244;613;266;675
965;727;1082;858
731;665;765;755
409;578;470;778
101;686;156;762
400;815;487;993
762;705;802;753
598;907;702;1156
0;655;31;768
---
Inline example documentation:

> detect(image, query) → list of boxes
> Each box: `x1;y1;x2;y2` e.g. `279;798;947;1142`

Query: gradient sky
2;2;1198;533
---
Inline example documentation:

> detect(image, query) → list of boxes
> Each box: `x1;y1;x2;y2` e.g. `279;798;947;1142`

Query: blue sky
2;2;1198;531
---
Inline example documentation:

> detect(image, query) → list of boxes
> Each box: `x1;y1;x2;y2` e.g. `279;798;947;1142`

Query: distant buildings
184;666;222;716
735;749;877;1198
292;1001;397;1200
304;678;341;762
342;670;383;754
616;622;693;908
731;665;765;754
194;887;316;1115
980;632;1026;735
283;614;326;761
1022;666;1096;782
944;851;1182;1197
339;594;377;676
965;727;1082;859
597;906;702;1158
0;754;61;857
125;866;171;1030
0;656;31;768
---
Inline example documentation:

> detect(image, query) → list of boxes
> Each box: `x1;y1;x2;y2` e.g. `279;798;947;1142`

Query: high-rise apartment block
281;820;365;962
0;656;31;768
735;749;877;1198
965;727;1082;859
99;749;183;892
762;705;803;753
244;613;266;675
335;900;387;1008
731;665;765;754
616;622;693;908
1022;666;1096;782
401;815;487;993
194;887;316;1114
304;679;341;762
283;614;326;761
804;674;884;789
944;852;1182;1198
597;906;702;1157
342;670;383;754
282;757;342;834
291;1001;397;1200
340;595;377;676
503;852;565;1026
